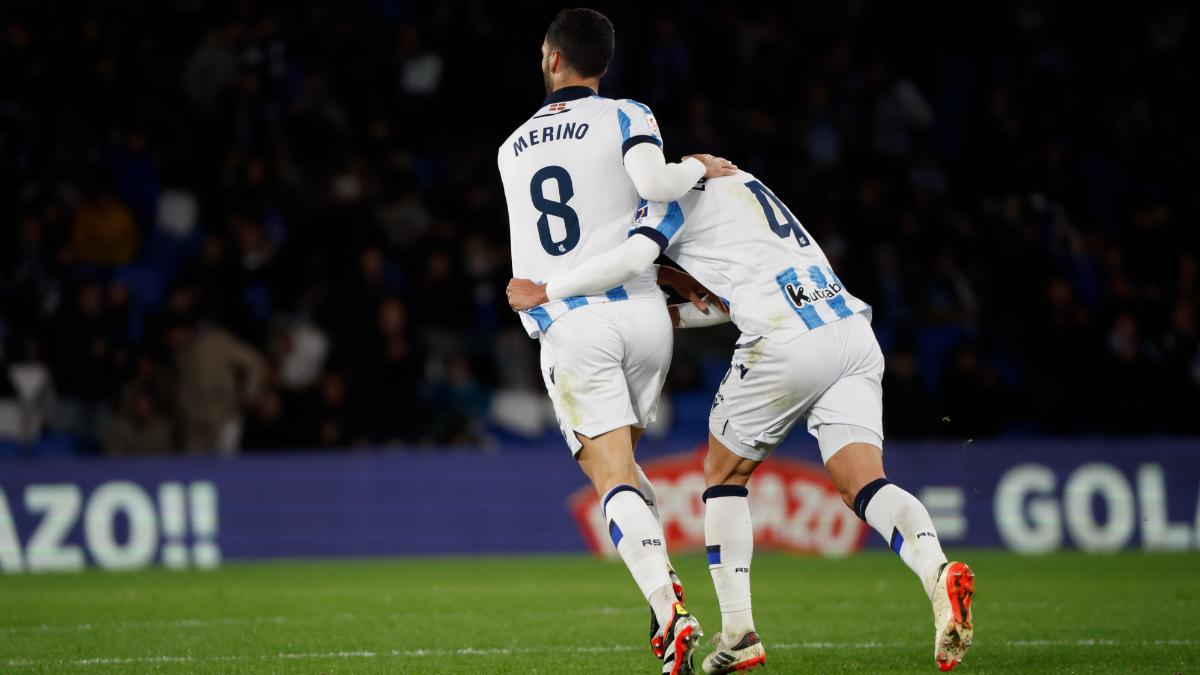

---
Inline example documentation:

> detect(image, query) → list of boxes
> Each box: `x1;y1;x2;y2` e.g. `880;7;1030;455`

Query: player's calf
701;435;762;651
826;436;948;595
849;475;949;596
635;461;690;658
702;484;756;643
602;484;679;629
830;438;976;670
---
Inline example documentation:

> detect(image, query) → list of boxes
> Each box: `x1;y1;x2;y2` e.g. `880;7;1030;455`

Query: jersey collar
542;86;596;107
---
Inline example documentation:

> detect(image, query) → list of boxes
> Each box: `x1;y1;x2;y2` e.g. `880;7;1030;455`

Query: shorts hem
566;416;641;456
812;422;884;464
708;417;771;463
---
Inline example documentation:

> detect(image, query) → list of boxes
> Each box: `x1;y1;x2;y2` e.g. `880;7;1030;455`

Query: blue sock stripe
609;520;624;548
702;484;749;502
852;478;892;521
706;544;721;565
601;484;645;517
889;527;904;555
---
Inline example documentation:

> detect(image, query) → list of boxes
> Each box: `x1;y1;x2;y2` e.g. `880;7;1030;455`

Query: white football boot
701;631;766;673
931;561;975;671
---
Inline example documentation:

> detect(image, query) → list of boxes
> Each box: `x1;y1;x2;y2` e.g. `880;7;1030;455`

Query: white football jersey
633;171;871;343
499;86;666;338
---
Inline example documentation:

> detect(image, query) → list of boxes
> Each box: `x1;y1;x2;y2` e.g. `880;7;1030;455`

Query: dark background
1;1;1196;457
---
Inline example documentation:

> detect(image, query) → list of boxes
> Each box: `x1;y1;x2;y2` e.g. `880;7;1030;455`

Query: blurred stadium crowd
1;1;1197;455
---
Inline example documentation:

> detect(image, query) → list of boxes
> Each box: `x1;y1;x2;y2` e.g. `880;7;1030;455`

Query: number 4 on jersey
745;179;810;248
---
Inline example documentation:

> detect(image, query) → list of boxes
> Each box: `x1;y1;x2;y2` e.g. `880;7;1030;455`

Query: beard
542;62;553;95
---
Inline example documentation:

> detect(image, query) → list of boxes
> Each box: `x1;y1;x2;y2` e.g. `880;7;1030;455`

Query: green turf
1;551;1198;673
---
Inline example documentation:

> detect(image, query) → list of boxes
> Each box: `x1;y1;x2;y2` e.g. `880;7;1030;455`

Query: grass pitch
1;551;1198;673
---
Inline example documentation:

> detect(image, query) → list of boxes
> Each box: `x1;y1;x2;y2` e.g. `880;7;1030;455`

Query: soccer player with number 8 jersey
497;8;737;675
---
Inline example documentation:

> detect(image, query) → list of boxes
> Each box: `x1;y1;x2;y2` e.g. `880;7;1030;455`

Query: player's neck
550;76;599;95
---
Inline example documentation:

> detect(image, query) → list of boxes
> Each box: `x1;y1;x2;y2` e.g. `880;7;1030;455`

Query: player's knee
588;461;640;495
837;485;857;510
702;449;725;484
836;471;887;511
576;432;640;495
830;472;860;509
822;430;885;510
703;450;755;487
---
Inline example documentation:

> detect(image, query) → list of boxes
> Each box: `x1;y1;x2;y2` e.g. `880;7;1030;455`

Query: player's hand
506;278;548;311
684;153;738;179
658;266;728;314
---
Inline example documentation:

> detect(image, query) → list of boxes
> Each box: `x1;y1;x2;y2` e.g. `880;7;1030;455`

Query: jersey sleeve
629;198;685;253
615;99;664;156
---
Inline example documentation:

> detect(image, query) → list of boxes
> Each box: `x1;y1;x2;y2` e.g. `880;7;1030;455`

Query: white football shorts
538;295;673;455
709;311;885;464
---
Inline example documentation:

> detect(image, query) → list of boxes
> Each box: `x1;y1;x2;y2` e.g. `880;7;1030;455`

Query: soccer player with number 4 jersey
509;171;977;672
497;8;738;674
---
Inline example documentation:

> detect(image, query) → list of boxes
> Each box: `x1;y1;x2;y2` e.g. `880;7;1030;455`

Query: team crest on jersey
548;102;568;112
635;204;649;223
646;114;660;137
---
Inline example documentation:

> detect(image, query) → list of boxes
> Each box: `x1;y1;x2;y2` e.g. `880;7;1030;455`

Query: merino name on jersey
512;123;590;157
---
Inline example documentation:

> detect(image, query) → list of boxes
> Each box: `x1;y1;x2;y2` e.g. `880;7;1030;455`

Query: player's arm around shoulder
615;98;737;201
623;145;737;202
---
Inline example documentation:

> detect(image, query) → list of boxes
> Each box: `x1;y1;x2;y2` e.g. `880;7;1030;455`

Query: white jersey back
633;171;870;343
499;87;666;338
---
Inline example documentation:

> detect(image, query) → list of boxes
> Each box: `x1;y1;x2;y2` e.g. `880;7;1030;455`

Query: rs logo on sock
735;567;750;573
640;538;663;547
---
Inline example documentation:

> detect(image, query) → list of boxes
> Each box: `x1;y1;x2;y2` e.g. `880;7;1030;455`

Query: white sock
635;464;675;571
703;484;755;641
855;479;948;596
603;485;676;626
